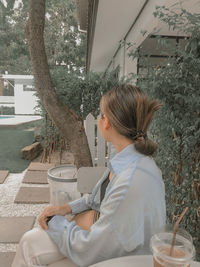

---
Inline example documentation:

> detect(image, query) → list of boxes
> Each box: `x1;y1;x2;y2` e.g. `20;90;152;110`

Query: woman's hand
38;204;72;230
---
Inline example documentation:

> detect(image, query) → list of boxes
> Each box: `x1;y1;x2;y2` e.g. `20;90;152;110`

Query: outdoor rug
14;187;50;204
0;170;9;184
22;170;48;184
0;216;35;243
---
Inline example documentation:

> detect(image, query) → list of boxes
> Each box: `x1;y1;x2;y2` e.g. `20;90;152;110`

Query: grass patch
0;126;35;173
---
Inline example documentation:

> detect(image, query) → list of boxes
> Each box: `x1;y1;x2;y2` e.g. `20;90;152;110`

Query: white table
89;255;200;267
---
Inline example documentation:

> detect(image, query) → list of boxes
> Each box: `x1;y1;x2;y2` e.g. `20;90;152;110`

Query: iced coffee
151;229;195;267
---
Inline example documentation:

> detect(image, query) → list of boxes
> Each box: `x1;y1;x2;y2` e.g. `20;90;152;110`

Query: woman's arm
38;203;72;230
69;168;110;215
46;180;132;266
68;193;93;214
39;193;94;230
39;168;109;230
46;202;119;266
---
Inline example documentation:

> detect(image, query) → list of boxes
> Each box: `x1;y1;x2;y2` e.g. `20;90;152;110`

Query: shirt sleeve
46;180;130;267
69;168;110;215
46;215;115;266
68;193;92;215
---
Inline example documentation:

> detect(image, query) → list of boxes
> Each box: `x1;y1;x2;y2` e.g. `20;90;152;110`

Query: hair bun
135;138;158;156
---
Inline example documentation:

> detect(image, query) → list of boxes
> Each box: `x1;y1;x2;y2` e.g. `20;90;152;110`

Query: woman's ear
104;114;111;130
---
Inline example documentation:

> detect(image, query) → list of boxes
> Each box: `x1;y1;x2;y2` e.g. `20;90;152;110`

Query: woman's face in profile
97;99;113;142
97;99;105;139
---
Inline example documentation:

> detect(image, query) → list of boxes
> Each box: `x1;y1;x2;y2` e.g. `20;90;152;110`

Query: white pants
11;227;77;267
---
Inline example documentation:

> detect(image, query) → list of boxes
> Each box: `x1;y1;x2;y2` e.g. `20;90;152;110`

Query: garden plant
129;5;200;260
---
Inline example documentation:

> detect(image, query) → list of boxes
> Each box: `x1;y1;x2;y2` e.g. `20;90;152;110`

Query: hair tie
129;130;147;140
138;130;148;140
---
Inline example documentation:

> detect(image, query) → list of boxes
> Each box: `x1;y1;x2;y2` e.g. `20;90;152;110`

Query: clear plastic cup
150;226;195;267
48;165;80;205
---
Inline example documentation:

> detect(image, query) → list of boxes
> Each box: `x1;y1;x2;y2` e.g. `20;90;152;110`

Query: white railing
0;96;14;107
84;113;112;167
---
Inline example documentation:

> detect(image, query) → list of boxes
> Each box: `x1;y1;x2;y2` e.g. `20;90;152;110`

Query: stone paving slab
22;170;48;184
0;216;35;243
14;187;50;204
28;162;55;171
0;170;9;184
0;252;16;267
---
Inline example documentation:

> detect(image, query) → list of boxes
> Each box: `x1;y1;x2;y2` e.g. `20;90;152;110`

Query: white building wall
14;83;39;115
110;42;138;82
1;75;40;115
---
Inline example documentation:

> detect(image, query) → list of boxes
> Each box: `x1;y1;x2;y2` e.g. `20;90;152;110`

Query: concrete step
0;216;35;243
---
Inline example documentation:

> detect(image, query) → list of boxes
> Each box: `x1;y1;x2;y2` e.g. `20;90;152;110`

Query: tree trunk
25;0;92;168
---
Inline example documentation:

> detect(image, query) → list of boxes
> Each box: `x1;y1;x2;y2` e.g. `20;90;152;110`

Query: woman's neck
112;138;133;153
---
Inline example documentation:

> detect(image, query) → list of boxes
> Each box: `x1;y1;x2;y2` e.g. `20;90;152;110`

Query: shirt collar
108;144;141;175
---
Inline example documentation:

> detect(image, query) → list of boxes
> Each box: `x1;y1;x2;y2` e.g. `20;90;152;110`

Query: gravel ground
0;169;48;252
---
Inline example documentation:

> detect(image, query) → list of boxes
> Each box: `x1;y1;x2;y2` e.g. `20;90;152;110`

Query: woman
12;84;166;267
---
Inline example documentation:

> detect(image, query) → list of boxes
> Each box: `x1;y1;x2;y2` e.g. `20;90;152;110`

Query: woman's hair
102;84;161;156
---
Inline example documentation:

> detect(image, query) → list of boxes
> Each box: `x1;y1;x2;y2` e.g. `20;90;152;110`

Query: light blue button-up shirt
47;144;166;267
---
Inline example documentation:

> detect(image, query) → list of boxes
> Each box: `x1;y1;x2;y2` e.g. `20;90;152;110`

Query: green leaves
50;68;119;119
130;5;200;259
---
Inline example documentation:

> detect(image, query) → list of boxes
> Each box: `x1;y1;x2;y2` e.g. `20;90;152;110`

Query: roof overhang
77;0;200;73
0;75;34;85
87;0;149;72
1;75;34;80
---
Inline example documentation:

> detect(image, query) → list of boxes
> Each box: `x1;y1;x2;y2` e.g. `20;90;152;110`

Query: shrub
129;5;200;259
